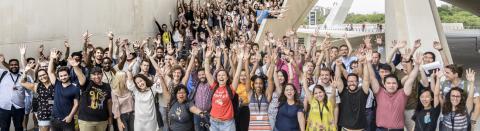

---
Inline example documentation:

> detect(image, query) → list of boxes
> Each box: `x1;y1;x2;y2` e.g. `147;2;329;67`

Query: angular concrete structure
323;0;354;27
385;0;452;64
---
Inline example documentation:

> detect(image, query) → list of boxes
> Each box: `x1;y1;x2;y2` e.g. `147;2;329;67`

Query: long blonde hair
111;71;127;95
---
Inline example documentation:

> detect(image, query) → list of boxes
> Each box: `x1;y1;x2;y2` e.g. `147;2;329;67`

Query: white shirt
0;69;25;110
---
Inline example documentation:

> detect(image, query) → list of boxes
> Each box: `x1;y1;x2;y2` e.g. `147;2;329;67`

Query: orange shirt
210;83;235;121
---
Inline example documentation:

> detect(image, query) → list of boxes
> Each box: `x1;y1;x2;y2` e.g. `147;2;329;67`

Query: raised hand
396;40;407;49
205;46;214;58
414;52;423;65
50;49;60;59
67;57;80;67
115;38;121;47
64;41;70;48
82;31;93;41
0;54;5;62
414;39;421;49
433;41;443;51
215;47;222;58
38;44;44;53
365;50;373;62
466;68;476;82
375;35;383;45
19;44;26;55
363;35;371;44
145;47;153;58
24;63;35;72
335;58;343;66
107;31;114;40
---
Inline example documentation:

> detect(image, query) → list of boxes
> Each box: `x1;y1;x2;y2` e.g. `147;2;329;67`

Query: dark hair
35;69;48;83
378;64;392;72
169;84;189;106
347;73;359;82
423;52;436;61
319;68;333;76
373;51;382;58
279;83;302;107
445;64;464;78
339;44;348;49
71;51;83;59
442;88;467;115
330;46;338;50
214;69;231;86
312;85;329;120
95;47;104;53
415;89;435;111
102;57;112;63
383;74;403;90
56;66;70;76
277;70;289;86
169;65;185;79
133;74;154;92
26;57;35;62
9;59;19;64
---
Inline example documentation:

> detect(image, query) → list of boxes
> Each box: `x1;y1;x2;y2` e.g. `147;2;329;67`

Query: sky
315;0;450;14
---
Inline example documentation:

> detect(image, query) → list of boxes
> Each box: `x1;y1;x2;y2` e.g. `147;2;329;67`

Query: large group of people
0;0;479;131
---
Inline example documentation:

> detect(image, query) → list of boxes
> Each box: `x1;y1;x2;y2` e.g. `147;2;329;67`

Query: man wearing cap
77;67;112;131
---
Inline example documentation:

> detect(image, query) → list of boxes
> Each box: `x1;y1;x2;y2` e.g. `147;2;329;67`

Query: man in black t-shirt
78;67;112;131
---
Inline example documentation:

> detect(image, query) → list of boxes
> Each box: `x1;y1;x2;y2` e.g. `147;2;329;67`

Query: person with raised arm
412;69;442;131
110;71;134;131
20;63;53;131
126;61;164;131
337;50;370;131
439;69;476;131
368;51;421;130
47;49;81;131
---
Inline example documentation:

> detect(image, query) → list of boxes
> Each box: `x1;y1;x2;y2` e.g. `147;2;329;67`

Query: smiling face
37;70;49;83
384;77;399;93
95;49;104;60
284;85;296;100
319;70;332;85
277;71;286;84
9;60;19;74
239;71;247;83
58;71;70;83
420;91;433;108
313;87;326;102
216;70;228;86
347;75;358;91
140;61;150;73
177;88;188;103
445;68;458;81
91;72;103;85
450;90;462;107
134;77;147;90
253;78;264;94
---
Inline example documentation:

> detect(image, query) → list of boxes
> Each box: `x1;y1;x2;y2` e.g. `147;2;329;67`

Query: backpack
0;71;8;84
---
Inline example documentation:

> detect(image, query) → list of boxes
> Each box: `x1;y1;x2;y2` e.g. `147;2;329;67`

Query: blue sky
315;0;450;14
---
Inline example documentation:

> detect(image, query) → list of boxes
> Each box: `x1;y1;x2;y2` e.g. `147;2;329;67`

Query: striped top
440;112;469;131
249;93;271;131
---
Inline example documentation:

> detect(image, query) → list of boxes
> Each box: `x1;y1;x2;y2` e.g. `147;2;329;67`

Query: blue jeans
194;114;209;131
209;119;235;131
365;108;377;131
159;107;169;131
0;106;25;131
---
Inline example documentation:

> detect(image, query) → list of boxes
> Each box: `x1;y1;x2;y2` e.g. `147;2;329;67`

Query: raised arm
63;41;71;61
231;49;245;90
465;68;476;113
386;40;405;64
403;53;421;96
431;70;440;107
266;52;276;102
19;44;27;69
362;59;370;94
48;49;59;84
20;64;37;92
107;32;114;59
343;33;353;56
181;47;198;85
204;46;215;85
69;57;86;87
366;50;381;94
334;58;345;93
433;41;450;65
302;74;312;103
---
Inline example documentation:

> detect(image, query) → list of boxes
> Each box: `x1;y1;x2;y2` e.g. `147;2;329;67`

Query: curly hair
278;83;302;107
442;87;468;115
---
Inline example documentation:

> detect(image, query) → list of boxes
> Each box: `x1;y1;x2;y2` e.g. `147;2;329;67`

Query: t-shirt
275;103;303;131
52;80;80;119
307;98;336;131
412;106;441;131
169;101;194;131
210;83;235;121
440;112;469;131
193;82;212;111
78;80;112;121
236;83;250;104
339;89;368;129
375;88;408;129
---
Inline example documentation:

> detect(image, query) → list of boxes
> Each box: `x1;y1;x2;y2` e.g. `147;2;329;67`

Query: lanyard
104;71;112;83
10;73;20;85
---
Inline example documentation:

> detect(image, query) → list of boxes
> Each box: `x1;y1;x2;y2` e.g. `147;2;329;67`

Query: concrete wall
0;0;176;59
385;0;452;64
323;0;353;27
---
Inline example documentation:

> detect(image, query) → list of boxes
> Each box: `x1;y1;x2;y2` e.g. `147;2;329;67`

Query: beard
9;67;19;74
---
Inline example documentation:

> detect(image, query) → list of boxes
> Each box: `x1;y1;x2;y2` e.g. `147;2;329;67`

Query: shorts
38;120;51;126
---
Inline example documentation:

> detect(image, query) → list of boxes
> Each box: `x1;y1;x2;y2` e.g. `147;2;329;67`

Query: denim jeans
159;107;169;131
0;106;25;131
209;119;235;131
365;108;377;131
194;114;209;131
119;112;134;131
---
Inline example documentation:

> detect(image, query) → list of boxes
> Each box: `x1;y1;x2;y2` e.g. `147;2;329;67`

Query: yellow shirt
236;84;250;105
162;32;171;45
307;98;336;131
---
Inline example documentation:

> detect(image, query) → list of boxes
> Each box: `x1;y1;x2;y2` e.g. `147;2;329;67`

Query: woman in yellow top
302;76;338;131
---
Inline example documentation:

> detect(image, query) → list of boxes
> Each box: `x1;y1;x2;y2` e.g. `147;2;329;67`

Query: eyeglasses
450;95;462;98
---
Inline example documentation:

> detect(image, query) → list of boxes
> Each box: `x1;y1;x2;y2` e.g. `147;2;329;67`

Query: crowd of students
0;0;479;131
